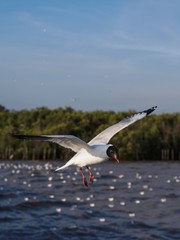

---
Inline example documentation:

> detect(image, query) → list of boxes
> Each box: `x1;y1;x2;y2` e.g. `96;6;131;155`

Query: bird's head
106;145;119;163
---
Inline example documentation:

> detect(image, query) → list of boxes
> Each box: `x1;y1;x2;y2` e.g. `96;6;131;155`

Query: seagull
11;106;157;187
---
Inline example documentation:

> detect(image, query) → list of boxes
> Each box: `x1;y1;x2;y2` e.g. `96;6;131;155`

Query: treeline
0;105;179;161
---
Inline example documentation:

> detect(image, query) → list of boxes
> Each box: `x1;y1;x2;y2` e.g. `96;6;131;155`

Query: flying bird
11;106;157;187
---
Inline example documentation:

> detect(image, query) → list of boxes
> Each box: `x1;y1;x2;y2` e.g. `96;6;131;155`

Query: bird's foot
83;177;88;187
87;166;94;184
79;167;88;187
89;173;94;184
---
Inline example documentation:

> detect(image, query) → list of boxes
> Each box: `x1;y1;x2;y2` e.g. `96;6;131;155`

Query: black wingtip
10;133;28;139
145;106;157;115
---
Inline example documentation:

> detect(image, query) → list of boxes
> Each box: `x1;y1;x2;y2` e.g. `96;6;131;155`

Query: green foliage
0;105;179;161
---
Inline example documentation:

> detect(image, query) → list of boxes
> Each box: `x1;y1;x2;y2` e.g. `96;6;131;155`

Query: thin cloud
16;11;44;29
103;42;180;57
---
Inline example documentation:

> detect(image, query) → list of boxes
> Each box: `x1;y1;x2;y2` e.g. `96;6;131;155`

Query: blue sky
0;0;180;113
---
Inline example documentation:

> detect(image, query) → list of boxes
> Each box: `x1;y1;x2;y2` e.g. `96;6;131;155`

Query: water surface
0;161;180;240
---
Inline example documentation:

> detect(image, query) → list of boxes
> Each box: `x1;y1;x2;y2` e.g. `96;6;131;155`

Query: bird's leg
87;166;94;184
79;167;88;187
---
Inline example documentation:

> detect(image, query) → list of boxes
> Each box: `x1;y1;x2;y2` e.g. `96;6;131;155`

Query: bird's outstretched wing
11;134;90;153
89;106;157;145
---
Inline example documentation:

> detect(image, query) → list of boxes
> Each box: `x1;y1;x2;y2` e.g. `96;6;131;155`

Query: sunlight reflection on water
0;161;180;240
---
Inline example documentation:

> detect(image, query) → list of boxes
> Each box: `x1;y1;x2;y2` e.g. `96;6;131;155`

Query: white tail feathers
55;161;72;171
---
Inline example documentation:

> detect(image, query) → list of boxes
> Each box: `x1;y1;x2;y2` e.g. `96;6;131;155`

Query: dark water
0;161;179;240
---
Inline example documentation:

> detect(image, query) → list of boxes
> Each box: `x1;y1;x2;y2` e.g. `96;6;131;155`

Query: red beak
114;153;119;163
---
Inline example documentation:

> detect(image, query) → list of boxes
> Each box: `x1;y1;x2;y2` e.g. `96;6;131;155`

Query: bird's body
59;144;112;169
11;106;157;187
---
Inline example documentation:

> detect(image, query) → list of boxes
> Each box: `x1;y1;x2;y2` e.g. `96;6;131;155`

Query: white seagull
11;106;157;187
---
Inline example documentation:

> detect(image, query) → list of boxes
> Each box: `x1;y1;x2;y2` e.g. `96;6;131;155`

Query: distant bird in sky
11;106;157;187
